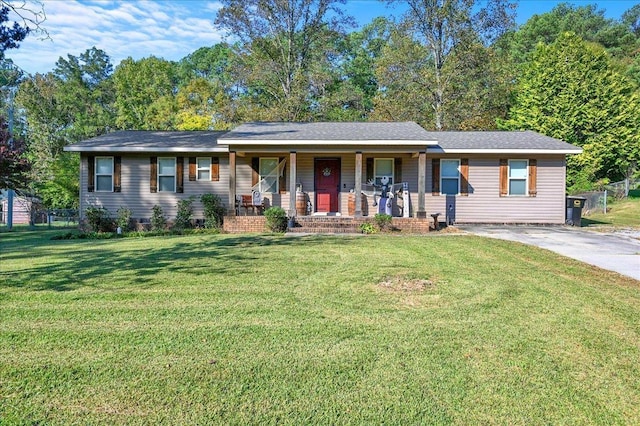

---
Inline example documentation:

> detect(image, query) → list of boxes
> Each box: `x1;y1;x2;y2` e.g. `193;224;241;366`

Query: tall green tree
500;33;640;191
381;0;516;130
53;47;115;139
177;43;236;87
623;4;640;37
504;3;639;64
318;17;391;121
215;0;354;121
0;2;30;59
113;56;178;130
443;42;514;129
370;29;433;125
175;78;234;130
16;48;115;207
0;0;47;191
0;116;29;189
622;5;640;85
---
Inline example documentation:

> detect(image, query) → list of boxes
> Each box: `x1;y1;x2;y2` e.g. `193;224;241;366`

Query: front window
441;159;460;195
95;156;113;192
509;160;528;195
158;157;176;192
259;158;279;193
197;157;210;181
374;158;394;186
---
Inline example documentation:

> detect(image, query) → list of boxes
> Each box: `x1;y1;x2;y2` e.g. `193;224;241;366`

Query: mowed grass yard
1;231;639;424
583;190;640;228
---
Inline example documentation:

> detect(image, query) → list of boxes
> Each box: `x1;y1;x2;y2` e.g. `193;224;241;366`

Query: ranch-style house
64;121;582;233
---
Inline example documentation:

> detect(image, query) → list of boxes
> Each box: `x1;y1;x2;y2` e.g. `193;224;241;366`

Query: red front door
315;158;341;213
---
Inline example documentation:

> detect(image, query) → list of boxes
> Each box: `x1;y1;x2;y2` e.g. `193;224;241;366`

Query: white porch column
354;151;363;217
417;151;427;218
289;151;297;217
228;151;237;216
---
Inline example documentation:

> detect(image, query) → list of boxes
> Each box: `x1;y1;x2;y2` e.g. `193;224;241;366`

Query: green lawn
1;231;639;424
583;190;640;228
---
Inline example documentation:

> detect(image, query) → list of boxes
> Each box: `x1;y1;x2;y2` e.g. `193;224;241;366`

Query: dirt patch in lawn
378;275;436;292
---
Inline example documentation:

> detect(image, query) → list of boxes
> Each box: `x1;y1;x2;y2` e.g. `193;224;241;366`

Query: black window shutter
394;157;402;184
499;159;508;196
251;157;259;187
150;157;157;193
460;158;469;196
189;157;196;181
528;159;537;197
366;158;374;184
211;157;220;181
431;159;440;195
87;156;95;192
114;156;122;192
176;157;184;193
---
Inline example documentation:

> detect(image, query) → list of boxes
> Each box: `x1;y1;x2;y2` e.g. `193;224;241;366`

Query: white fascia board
231;147;419;154
427;148;583;154
220;139;439;146
64;146;229;153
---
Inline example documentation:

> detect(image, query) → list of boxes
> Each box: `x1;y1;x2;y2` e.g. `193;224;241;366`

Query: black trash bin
566;196;586;226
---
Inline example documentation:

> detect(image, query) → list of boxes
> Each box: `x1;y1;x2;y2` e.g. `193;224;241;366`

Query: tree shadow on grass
0;234;355;292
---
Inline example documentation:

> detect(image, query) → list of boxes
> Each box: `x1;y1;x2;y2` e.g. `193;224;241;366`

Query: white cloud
5;0;225;75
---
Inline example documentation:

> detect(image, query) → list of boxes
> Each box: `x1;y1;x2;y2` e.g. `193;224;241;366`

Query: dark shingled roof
64;126;581;154
425;131;581;152
218;121;435;141
65;130;228;152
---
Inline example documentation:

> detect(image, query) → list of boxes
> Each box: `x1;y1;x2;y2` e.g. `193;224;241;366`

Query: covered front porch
217;122;437;233
224;150;431;219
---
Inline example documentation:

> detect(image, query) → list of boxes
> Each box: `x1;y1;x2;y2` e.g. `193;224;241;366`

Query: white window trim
158;157;176;193
508;159;529;196
374;158;394;186
196;157;211;181
440;159;460;196
95;156;114;192
259;157;279;194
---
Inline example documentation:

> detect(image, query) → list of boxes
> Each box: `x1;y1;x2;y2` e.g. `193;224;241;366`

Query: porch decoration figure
374;176;393;215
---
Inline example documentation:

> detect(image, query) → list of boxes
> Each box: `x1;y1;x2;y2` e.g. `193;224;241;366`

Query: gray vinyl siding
80;154;230;220
425;155;567;224
79;152;568;224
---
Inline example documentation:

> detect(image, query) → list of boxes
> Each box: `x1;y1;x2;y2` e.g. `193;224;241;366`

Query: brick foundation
389;218;432;233
223;215;433;234
223;216;267;233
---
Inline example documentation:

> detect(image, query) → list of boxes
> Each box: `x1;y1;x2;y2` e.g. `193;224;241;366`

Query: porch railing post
354;151;363;217
417;151;427;218
289;151;297;217
228;151;237;216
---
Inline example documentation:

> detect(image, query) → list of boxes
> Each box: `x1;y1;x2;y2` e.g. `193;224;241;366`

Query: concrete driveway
458;225;640;281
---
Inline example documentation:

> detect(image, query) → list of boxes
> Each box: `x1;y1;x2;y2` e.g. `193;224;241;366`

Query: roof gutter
427;148;583;155
63;146;229;153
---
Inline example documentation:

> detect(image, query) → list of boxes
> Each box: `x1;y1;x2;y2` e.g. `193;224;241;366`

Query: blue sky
6;0;637;75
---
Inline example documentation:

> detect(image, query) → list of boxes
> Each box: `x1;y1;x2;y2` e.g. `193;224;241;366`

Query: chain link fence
1;207;79;228
604;178;640;199
571;191;607;215
569;177;639;217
